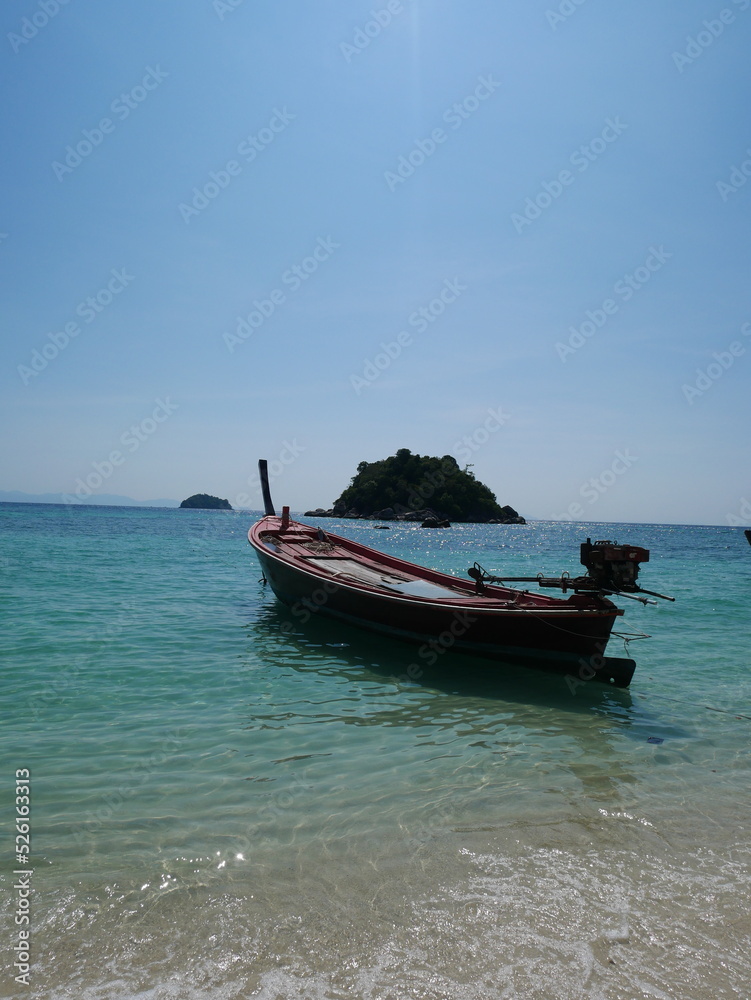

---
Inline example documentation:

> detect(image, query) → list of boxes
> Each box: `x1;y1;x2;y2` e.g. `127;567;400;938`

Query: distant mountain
0;491;180;508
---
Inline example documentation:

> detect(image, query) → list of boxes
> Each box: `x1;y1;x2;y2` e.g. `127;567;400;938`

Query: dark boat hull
248;516;633;686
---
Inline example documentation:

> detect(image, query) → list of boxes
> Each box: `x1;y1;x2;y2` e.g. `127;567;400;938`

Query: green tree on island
333;449;522;523
179;494;232;510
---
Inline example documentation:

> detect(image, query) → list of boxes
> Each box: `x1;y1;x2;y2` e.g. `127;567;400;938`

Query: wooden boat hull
249;516;632;685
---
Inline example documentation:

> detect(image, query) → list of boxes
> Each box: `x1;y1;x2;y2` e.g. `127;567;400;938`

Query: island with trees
179;494;232;510
305;449;525;524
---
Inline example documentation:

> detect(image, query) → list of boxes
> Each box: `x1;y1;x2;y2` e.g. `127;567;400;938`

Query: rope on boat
509;614;652;650
612;629;652;653
524;613;590;638
522;610;616;642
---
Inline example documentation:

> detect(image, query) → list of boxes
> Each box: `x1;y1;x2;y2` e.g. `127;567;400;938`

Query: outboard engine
580;538;650;593
467;538;672;603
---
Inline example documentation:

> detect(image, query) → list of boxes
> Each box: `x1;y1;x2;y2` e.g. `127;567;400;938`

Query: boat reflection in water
248;599;636;716
242;602;694;827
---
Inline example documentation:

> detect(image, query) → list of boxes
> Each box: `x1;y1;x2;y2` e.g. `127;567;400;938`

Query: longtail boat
248;462;673;687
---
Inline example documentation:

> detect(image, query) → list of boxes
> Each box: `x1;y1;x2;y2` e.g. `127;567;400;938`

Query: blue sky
2;0;749;525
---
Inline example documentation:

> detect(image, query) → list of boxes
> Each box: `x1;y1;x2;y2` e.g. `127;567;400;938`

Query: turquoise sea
1;502;750;1000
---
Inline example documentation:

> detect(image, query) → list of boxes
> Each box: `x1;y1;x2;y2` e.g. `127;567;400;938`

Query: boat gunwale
248;516;623;619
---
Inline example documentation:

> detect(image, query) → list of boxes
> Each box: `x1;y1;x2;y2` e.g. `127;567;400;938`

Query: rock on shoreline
303;503;525;525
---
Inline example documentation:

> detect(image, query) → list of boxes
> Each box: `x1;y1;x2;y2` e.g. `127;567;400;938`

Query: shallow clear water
1;503;750;999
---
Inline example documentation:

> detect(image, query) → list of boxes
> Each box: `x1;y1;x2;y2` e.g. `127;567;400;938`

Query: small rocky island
305;449;525;524
179;493;232;510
